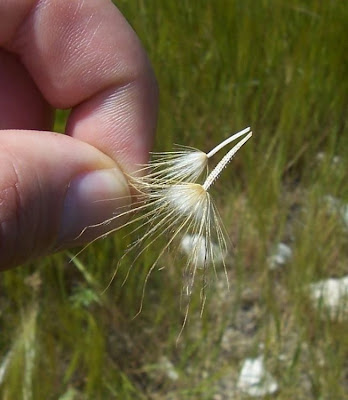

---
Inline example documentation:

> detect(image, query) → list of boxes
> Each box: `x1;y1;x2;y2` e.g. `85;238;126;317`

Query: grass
1;0;347;398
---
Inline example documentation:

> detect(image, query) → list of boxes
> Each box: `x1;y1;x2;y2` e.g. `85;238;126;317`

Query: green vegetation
1;1;347;398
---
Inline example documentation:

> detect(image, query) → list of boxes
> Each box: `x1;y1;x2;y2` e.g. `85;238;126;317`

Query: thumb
0;130;131;270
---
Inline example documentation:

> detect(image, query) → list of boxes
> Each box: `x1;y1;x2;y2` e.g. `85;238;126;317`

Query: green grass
1;1;347;399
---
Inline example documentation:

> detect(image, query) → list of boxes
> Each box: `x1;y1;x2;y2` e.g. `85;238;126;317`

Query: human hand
0;0;158;270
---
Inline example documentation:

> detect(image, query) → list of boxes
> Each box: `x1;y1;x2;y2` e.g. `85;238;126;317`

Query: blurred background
1;1;347;399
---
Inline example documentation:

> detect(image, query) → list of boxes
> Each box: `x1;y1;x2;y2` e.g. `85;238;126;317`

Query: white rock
315;152;342;165
324;195;348;229
237;355;278;397
332;155;342;165
157;356;179;381
315;152;326;162
268;242;292;270
310;276;348;318
180;234;225;268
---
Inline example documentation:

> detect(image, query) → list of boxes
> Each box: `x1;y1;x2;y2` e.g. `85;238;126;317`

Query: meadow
0;0;347;399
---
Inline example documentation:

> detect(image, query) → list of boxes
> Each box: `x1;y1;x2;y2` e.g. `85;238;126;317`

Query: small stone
268;242;292;270
237;355;278;397
315;152;326;162
309;276;348;319
324;195;348;229
315;152;342;166
180;234;225;268
332;155;342;165
157;356;179;381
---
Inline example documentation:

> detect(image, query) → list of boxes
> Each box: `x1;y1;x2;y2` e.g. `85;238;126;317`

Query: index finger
1;0;158;174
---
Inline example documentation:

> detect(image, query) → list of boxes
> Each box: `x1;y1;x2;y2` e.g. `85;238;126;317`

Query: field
1;0;347;399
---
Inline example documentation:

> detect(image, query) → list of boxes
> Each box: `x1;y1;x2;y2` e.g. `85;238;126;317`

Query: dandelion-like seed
140;126;251;183
78;127;252;331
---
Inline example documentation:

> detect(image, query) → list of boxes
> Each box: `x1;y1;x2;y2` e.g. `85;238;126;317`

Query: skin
0;0;158;270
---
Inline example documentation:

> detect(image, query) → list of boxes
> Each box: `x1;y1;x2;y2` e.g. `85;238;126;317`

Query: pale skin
0;0;158;270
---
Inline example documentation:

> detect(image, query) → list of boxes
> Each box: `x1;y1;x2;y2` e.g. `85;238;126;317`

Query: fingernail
58;168;130;245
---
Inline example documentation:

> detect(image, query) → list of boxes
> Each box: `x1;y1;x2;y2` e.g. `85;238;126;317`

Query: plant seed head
165;183;208;219
144;149;208;183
